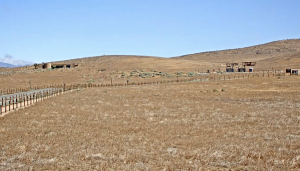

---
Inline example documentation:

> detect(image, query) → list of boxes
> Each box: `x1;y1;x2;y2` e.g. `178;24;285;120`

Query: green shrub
187;72;195;77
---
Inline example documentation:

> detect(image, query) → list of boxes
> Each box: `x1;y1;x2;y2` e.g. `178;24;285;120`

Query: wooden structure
226;63;238;72
39;63;78;69
286;69;299;75
238;62;256;72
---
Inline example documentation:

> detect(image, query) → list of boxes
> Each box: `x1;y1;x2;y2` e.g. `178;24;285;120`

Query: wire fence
0;71;287;115
0;88;63;115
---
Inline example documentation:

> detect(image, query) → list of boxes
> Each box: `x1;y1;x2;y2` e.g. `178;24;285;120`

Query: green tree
34;63;38;69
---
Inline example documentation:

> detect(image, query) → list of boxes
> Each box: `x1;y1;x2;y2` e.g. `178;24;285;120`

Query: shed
286;69;299;75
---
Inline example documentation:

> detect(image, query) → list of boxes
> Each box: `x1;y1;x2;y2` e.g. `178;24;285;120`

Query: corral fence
0;71;287;115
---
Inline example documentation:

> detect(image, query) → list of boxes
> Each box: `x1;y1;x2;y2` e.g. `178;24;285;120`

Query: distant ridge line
173;39;300;58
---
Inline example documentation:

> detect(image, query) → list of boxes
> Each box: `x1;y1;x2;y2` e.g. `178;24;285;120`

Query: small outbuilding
286;69;299;75
39;62;78;69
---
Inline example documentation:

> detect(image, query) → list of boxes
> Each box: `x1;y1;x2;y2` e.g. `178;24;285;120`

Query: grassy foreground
1;76;300;170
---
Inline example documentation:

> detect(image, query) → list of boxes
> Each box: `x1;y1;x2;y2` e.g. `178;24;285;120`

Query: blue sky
0;0;299;64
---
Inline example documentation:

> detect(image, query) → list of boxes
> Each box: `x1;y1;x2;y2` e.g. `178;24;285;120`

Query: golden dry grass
1;39;300;90
175;39;300;70
0;56;220;90
1;75;300;170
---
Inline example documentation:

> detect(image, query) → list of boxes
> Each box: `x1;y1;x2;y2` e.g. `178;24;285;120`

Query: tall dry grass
0;76;300;170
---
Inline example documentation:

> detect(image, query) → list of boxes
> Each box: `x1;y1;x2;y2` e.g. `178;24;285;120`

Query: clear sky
0;0;299;64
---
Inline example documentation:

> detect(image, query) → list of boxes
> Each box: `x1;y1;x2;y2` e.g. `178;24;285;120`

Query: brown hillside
174;39;300;70
0;56;220;89
1;39;300;89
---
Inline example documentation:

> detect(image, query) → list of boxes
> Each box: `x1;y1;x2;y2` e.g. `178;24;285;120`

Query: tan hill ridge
0;39;299;89
173;39;300;70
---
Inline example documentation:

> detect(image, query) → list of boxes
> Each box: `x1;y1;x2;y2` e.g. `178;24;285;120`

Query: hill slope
0;55;220;89
1;39;300;89
174;39;300;70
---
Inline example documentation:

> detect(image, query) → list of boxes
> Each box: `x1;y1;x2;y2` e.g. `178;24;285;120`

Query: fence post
0;98;2;115
15;97;17;110
13;96;14;110
9;97;11;112
5;97;7;113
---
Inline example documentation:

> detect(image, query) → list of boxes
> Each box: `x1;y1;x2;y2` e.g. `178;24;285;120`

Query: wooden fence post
0;98;2;115
19;95;21;107
9;97;11;112
15;97;17;109
5;97;7;113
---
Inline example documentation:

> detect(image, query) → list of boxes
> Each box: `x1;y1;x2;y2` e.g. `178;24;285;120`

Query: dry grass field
1;75;300;170
0;55;218;90
0;39;299;90
1;39;300;170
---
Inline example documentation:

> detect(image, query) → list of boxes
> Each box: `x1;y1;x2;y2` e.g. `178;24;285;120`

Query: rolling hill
173;39;300;70
1;39;300;89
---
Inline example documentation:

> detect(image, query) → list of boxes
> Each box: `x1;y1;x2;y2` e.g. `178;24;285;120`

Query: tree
34;63;38;69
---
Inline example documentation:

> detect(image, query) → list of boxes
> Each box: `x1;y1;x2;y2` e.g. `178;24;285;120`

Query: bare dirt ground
1;75;300;170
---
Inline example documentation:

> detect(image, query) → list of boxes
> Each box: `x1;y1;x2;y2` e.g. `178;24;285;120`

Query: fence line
0;71;286;95
0;88;63;116
0;71;287;116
